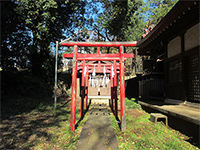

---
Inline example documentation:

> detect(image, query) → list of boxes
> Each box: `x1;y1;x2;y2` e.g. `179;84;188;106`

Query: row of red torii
60;41;137;132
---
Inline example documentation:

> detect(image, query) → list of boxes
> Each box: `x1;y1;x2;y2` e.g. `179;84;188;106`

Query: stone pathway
77;104;118;150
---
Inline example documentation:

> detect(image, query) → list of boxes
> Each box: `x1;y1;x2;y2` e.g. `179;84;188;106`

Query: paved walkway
77;104;118;150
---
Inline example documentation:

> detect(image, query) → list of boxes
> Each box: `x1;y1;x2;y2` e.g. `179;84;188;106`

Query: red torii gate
60;42;137;132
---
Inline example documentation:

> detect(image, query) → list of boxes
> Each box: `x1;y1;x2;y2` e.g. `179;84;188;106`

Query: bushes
1;70;53;100
1;70;72;101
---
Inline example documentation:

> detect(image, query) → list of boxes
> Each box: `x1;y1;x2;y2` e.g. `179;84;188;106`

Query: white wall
185;22;200;51
167;36;181;58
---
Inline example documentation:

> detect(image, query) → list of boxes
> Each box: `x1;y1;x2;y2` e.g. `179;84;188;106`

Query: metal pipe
54;41;58;108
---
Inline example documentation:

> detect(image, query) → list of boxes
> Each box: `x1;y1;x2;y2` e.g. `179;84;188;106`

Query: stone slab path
77;104;118;150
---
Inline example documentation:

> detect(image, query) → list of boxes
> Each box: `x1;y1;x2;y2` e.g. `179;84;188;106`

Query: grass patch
1;97;89;149
126;98;141;109
110;98;199;150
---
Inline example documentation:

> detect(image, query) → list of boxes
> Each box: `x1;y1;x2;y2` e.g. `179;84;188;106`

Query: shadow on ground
75;100;91;130
1;71;72;120
0;96;71;149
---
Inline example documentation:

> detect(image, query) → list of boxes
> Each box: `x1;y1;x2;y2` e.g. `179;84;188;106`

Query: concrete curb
138;101;200;125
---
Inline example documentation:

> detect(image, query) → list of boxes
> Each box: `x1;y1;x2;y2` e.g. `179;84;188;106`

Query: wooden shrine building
137;1;199;104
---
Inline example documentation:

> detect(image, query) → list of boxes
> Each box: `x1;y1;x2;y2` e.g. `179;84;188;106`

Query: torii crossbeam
60;41;137;132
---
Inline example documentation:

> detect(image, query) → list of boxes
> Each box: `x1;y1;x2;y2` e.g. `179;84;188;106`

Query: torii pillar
113;60;118;118
80;60;85;118
70;45;78;132
120;46;126;131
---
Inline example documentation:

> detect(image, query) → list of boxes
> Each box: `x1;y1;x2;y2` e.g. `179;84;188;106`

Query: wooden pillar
119;46;126;131
84;65;89;109
181;34;187;101
70;45;78;132
110;65;114;110
114;60;118;117
80;60;85;117
97;47;100;54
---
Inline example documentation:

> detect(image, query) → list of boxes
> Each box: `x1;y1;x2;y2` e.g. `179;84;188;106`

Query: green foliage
15;0;85;41
85;0;143;42
145;0;178;25
125;98;141;109
111;98;198;149
1;70;53;100
1;0;85;79
14;0;85;76
1;1;31;71
87;0;178;43
106;0;143;41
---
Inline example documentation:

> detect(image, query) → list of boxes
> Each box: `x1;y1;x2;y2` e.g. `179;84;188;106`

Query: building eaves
137;1;197;49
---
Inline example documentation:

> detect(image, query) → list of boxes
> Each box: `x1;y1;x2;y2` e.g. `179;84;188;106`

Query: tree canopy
1;1;31;71
146;0;178;24
84;0;143;42
1;0;178;76
1;0;85;77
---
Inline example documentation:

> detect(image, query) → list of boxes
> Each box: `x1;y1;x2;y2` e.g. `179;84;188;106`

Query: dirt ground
126;108;146;118
0;96;70;149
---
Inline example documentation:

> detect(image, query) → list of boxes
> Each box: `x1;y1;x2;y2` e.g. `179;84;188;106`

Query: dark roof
137;1;199;55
